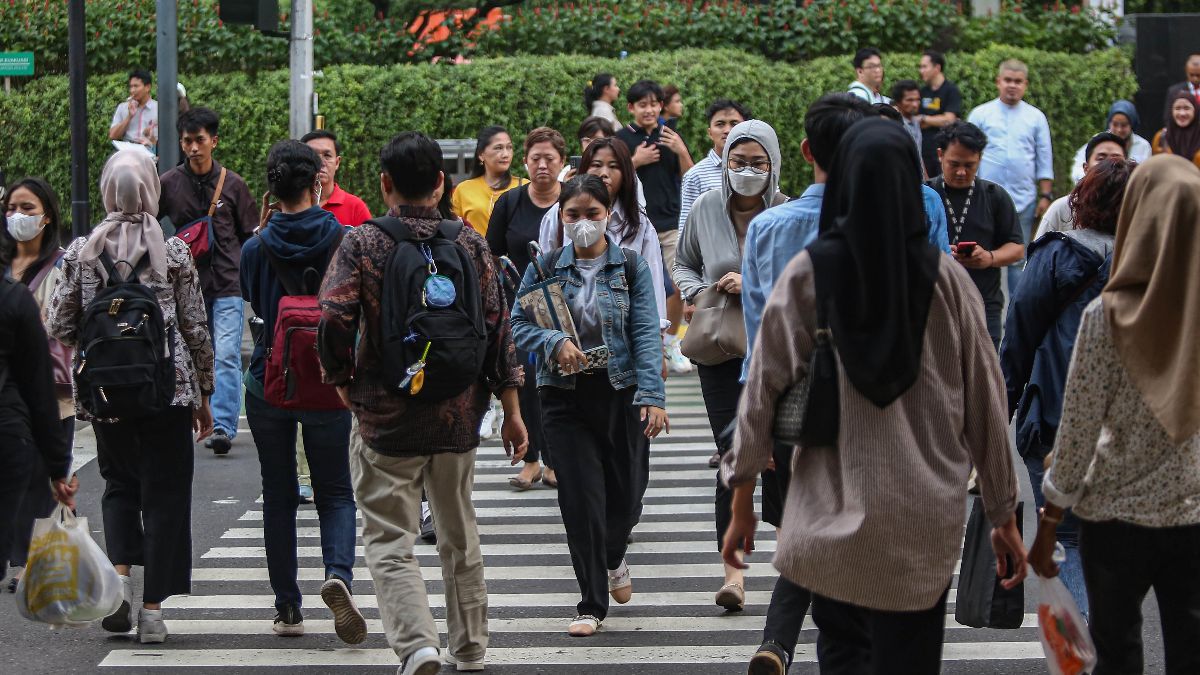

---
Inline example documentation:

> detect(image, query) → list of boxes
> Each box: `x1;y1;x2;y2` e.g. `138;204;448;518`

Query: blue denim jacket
510;238;666;408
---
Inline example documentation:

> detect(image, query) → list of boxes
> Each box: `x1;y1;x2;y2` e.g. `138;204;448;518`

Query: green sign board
0;52;34;77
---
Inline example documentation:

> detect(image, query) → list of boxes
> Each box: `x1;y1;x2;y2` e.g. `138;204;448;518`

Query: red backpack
257;229;345;410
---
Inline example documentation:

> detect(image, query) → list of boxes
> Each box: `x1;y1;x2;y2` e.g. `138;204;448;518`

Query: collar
705;148;721;166
183;158;222;182
386;204;441;220
799;183;825;201
552;236;627;270
324;183;347;206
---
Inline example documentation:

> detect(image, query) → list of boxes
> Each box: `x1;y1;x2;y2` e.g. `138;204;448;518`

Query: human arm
485;190;513;257
508;261;572;368
740;219;768;383
630;142;661;169
170;239;216;398
634;210;669;329
678;170;699;233
671;197;710;302
232;176;258;244
45;240;83;347
998;242;1062;416
920;111;958;128
660;126;694;172
317;229;363;386
920;83;961;128
922;185;952;253
108;101;135;140
11;289;71;481
471;228;524;395
628;256;666;410
1034;114;1055;217
954;241;1024;269
498;386;529;464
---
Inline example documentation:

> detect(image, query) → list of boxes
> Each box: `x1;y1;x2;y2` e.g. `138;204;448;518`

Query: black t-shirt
485;184;554;276
616;123;681;233
926;177;1022;313
919;79;963;178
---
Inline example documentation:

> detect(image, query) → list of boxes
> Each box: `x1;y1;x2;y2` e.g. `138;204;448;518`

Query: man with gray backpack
318;131;528;675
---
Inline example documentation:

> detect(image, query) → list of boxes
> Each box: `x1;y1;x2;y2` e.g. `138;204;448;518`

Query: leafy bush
0;46;1134;229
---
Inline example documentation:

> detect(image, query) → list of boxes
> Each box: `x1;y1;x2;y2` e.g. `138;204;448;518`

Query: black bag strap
256;227;345;297
436;219;465;243
368;216;414;243
98;251;148;285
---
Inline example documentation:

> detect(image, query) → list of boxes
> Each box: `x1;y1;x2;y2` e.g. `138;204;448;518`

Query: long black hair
579;137;640;244
583;73;615;112
3;176;64;286
469;125;510;180
266;140;322;204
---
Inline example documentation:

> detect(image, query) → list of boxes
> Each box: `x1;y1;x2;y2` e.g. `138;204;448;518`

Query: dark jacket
1000;231;1112;459
0;276;70;479
240;206;344;386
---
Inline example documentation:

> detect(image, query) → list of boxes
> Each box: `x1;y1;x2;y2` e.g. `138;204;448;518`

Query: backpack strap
368;216;414;243
98;251;147;285
27;250;65;292
436;219;465;242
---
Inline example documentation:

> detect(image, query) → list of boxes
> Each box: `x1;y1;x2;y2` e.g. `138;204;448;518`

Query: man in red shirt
302;130;373;226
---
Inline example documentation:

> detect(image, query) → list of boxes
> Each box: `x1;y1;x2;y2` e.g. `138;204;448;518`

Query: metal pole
289;0;313;139
156;0;179;172
67;0;89;236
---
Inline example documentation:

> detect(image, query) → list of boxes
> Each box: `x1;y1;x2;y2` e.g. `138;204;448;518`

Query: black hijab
807;118;941;408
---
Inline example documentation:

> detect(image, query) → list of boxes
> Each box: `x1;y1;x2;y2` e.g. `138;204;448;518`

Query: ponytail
583;73;615;112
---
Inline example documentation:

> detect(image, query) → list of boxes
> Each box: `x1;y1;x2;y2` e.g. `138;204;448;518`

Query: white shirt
1034;195;1073;240
848;81;890;105
967;99;1054;213
110;98;158;144
1069;134;1152;183
590;100;622;133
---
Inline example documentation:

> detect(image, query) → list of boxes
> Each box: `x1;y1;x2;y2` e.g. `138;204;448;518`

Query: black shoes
273;603;304;636
208;429;232;455
748;641;790;675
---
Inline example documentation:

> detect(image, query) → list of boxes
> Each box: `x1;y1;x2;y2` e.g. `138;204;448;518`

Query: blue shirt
967;99;1054;212
740;183;950;382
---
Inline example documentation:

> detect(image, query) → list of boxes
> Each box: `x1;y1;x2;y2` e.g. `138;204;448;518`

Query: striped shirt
678;149;724;233
723;252;1018;612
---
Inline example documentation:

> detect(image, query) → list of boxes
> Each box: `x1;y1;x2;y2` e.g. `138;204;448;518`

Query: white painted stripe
202;540;777;558
191;562;779;582
239;502;721;520
162;590;776;610
221;520;737;538
100;642;1046;667
461;485;749;502
476;454;728;469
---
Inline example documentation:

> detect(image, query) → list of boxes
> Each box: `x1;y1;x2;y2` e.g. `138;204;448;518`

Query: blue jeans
1006;201;1037;299
1024;454;1089;618
207;295;245;438
244;391;356;611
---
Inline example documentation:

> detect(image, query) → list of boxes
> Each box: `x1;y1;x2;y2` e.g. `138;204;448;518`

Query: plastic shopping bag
16;504;123;627
1037;573;1097;675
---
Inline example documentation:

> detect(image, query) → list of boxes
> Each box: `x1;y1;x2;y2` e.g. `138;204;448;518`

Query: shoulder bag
773;295;839;447
680;284;745;366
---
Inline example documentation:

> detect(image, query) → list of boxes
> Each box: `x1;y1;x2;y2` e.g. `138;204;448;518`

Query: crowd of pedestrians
2;46;1199;675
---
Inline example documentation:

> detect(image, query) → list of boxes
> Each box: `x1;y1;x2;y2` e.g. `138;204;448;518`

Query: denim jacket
511;237;666;408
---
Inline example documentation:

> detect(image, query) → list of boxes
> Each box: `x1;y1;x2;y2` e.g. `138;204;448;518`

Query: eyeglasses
862;64;883;71
728;158;771;172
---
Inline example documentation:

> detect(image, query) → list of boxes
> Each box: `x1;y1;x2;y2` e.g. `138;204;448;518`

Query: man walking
967;59;1053;295
302;130;373;226
318;131;528;675
159;107;257;455
847;48;889;104
1039;132;1127;238
917;50;963;177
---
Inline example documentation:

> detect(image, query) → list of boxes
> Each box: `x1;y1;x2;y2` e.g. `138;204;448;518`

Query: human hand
683;302;696;322
641;406;669;439
127;98;138;114
335;385;352;409
990;514;1029;590
659;126;688;157
193;397;214;442
632;142;660;168
717;272;742;294
953;244;992;270
1036;197;1052;218
720;505;757;569
501;413;529;465
562;167;578;181
1027;508;1062;578
555;339;588;375
51;476;77;510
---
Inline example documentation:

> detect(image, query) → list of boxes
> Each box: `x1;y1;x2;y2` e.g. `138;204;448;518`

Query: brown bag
680;284;745;366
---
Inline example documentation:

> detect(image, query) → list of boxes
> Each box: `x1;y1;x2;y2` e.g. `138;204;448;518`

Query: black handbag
773;297;839;447
955;498;1025;629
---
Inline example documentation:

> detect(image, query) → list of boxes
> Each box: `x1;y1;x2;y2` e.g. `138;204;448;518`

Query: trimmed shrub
0;46;1134;229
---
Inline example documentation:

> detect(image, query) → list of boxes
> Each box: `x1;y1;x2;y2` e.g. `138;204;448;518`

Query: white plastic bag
16;504;123;627
1037;573;1097;675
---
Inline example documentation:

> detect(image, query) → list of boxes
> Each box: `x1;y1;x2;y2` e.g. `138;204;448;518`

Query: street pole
67;0;89;236
156;0;179;172
289;0;313;139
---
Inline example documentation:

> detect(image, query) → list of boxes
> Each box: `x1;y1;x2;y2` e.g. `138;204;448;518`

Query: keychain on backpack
420;243;457;309
398;342;432;395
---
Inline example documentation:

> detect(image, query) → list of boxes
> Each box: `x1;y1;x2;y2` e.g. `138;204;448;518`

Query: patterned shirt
1043;300;1200;528
318;205;522;456
46;236;215;418
678;149;724;233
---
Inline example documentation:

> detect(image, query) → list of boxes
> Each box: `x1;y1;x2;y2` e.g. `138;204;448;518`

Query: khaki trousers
349;426;488;663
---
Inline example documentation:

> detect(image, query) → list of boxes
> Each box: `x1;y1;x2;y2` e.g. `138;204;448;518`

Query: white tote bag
16;504;123;627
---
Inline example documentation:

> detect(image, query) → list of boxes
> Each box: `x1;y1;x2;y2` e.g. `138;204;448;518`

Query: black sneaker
321;574;367;645
419;503;436;544
748;641;789;675
209;429;232;456
273;603;304;637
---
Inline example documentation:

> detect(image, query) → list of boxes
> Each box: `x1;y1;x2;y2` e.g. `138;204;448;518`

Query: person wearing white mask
511;175;668;638
672;119;787;613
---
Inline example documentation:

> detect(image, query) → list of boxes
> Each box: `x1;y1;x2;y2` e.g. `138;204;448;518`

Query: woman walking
451;125;527;235
672;120;787;612
1029;155;1200;675
511;175;668;637
47;149;215;644
583;74;622;133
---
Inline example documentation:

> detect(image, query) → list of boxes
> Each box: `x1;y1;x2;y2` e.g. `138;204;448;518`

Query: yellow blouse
450;175;527;235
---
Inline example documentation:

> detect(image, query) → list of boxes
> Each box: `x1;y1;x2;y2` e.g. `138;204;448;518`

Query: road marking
201;540;778;558
190;562;780;582
162;590;777;610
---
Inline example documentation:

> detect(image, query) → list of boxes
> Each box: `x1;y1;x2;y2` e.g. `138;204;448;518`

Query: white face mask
565;217;606;247
727;167;770;196
7;212;46;242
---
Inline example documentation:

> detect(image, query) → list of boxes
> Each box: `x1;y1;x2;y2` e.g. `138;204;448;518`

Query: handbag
28;253;74;399
773;296;839;447
955;498;1025;629
679;284;745;366
175;166;227;262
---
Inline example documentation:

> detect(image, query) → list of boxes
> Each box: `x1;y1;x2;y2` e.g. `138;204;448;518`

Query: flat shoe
542;472;558;488
508;468;543;491
568;614;600;637
715;582;745;612
708;451;721;468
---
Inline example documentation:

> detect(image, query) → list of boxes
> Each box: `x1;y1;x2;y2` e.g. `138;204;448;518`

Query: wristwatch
1039;191;1054;202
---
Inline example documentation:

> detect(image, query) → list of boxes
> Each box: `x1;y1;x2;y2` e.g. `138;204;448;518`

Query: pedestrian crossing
97;373;1048;672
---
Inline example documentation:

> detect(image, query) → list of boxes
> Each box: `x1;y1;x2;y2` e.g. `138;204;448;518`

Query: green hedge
0;46;1135;229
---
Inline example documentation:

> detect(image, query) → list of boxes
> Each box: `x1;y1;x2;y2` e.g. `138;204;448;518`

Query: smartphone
956;241;977;256
568;155;582;170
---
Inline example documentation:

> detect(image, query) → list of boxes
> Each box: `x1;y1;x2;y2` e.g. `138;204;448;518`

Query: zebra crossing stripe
162;590;778;610
200;540;779;558
239;503;724;519
191;562;781;582
220;520;745;538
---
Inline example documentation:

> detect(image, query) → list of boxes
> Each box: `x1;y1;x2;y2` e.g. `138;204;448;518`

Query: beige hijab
1103;154;1200;444
79;150;168;282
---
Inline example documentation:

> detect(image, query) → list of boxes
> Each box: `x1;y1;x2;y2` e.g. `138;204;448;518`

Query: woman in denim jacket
511;175;668;638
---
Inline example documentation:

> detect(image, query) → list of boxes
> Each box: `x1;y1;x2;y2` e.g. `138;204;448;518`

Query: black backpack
75;254;175;419
372;217;486;401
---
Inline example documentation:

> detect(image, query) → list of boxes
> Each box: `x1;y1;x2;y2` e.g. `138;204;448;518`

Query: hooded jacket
673;120;787;302
240;206;344;386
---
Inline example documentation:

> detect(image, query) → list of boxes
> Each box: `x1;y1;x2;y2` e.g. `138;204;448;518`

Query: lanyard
941;180;974;245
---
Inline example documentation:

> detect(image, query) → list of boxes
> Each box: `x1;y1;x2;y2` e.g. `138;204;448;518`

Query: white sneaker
479;400;499;440
607;559;633;604
101;574;134;633
398;646;441;675
137;607;168;644
443;649;486;671
665;339;692;374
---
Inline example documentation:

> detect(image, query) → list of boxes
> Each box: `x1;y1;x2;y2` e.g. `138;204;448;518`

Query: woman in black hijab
721;118;1024;673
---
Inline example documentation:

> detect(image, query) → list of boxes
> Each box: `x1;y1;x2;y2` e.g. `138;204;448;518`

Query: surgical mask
727;167;770;196
565;218;606;247
7;212;45;242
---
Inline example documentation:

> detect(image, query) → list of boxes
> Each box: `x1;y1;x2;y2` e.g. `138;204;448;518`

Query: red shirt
322;183;373;226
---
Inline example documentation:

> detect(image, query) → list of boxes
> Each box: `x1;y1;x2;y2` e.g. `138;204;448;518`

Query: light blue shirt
740;183;950;382
967;99;1054;212
678;149;724;233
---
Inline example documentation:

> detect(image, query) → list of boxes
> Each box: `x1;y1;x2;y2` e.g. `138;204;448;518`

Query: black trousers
9;418;74;567
1080;519;1200;675
698;360;786;550
540;374;648;620
94;406;194;604
764;574;813;663
811;587;949;675
516;348;550;468
0;436;38;572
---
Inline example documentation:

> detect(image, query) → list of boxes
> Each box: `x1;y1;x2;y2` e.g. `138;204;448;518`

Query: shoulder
164;236;197;267
0;278;37;317
936;253;976;304
159;166;184;185
920;183;941;201
61;236;88;261
776;250;815;301
222;167;251;190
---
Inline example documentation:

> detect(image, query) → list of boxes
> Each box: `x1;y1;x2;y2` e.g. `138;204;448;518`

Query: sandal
542;470;558;488
568;614;601;637
715;582;745;612
508;468;543;491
